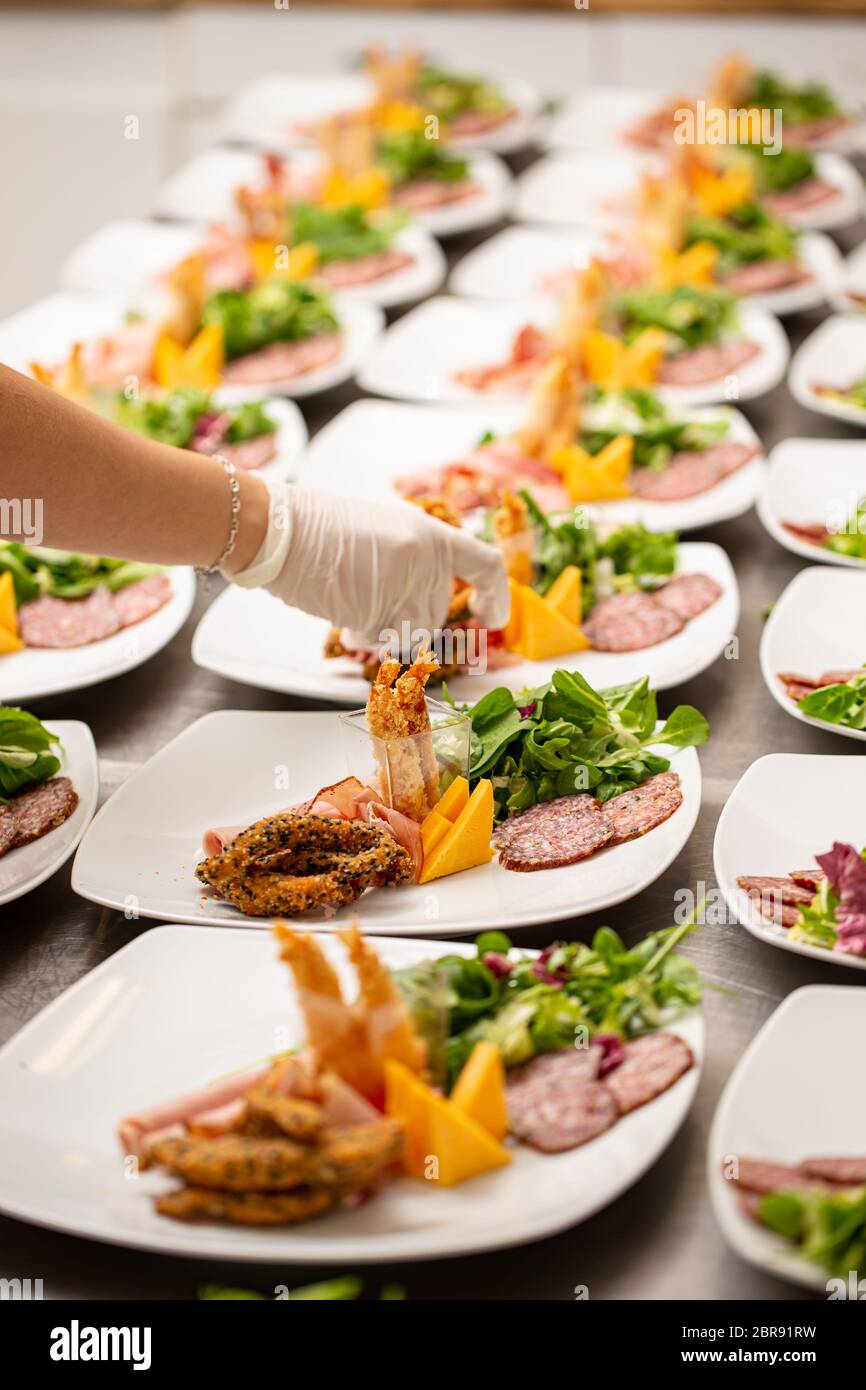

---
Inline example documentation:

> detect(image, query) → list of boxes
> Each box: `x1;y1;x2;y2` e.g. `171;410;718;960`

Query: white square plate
0;568;196;706
297;397;764;534
451;223;839;318
357;294;788;407
0;721;98;908
757;437;866;568
545;87;672;154
221;70;544;156
153;144;513;241
72;709;701;934
709;984;866;1290
60;216;446;311
0;289;383;402
192;540;738;705
0;925;702;1262
789;315;866;427
714;752;866;972
760;566;866;742
519;149;863;235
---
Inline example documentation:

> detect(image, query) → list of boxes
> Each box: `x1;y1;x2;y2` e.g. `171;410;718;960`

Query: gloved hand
227;483;510;652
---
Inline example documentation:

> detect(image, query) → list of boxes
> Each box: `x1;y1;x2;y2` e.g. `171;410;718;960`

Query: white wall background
1;4;863;318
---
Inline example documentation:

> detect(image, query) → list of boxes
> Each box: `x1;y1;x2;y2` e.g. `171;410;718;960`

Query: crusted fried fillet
156;1185;335;1226
241;1089;325;1142
195;812;413;916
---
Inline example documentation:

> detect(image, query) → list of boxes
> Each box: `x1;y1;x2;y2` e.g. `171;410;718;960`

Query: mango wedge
451;1041;509;1141
544;564;582;627
384;1059;511;1186
0;572;19;640
502;579;589;662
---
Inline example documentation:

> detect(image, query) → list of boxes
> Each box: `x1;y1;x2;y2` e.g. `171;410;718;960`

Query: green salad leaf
581;387;729;473
202;279;338;360
741;143;816;194
746;70;842;126
289;201;407;264
759;1187;866;1280
0;543;161;605
607;285;737;350
376;129;468;186
825;500;866;561
414;65;508;122
798;669;866;730
0;707;62;800
107;387;276;449
686;202;798;271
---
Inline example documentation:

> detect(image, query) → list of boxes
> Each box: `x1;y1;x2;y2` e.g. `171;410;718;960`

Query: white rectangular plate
714;752;866;972
0;569;195;705
60;216;446;311
760;566;866;742
709;984;866;1290
152;144;512;241
192;540;738;704
0;289;383;402
297;397;763;534
73;709;701;934
0;925;702;1262
221;70;544;156
789;314;866;427
758;436;866;568
0;721;98;908
356;294;788;407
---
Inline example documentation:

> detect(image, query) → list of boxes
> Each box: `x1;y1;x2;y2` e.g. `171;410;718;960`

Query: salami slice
9;777;79;848
0;805;16;857
764;178;839;218
493;794;614;872
658;339;760;387
789;869;825;891
818;669;865;686
392;178;479;211
630;453;722;502
604;772;683;845
721;260;809;295
221;333;341;385
583;591;684;652
728;1157;816;1195
113;575;173;629
317;251;415;289
654;573;722;621
602;1032;693;1114
735;875;814;906
18;588;121;649
507;1051;619;1153
800;1155;866;1185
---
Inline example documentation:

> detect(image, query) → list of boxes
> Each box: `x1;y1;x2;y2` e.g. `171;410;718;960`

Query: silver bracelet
197;454;241;579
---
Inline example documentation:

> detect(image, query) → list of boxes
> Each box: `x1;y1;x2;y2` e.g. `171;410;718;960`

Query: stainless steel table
1;148;864;1301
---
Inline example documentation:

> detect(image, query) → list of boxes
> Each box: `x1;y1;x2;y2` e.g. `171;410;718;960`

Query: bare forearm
0;365;268;574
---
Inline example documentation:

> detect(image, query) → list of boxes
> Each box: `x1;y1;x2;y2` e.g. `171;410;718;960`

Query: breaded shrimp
514;354;582;462
366;650;441;820
339;924;428;1077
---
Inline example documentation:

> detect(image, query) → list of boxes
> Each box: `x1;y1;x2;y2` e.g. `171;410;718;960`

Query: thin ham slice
396;440;569;516
221;332;341;385
118;1060;275;1158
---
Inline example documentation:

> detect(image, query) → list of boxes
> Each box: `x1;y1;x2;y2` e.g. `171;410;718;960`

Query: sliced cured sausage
658;339;760;387
221;333;341;385
654;573;723;621
800;1155;866;1185
721;260;809;295
317;251;415;288
507;1050;619;1153
789;869;825;891
0;805;16;857
214;434;278;471
604;772;683;845
602;1031;693;1114
9;777;79;848
583;591;684;652
392;178;479;211
727;1156;816;1195
764;178;839;218
113;575;173;629
18;588;122;649
493;794;614;871
629;442;755;502
736;875;814;906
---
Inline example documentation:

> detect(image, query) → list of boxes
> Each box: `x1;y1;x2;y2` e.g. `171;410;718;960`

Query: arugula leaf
798;672;866;730
0;707;62;799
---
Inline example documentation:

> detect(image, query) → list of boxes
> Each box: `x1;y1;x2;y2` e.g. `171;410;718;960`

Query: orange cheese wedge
418;779;494;885
544;564;582;627
0;572;20;642
384;1059;511;1186
451;1041;508;1141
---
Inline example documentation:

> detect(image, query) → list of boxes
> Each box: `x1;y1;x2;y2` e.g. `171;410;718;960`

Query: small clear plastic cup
339;698;471;823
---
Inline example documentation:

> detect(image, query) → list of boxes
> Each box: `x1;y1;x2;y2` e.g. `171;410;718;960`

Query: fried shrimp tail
365;649;441;821
339;924;428;1077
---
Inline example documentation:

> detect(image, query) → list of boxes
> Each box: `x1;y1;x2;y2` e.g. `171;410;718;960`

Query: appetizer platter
297;395;764;534
357;294;789;407
547;56;866;155
73;667;706;930
220;56;544;156
450;222;842;317
0;923;702;1261
60;215;446;312
788;315;866;427
760;567;866;743
709;985;866;1291
0;286;383;402
0;550;194;704
153;144;512;243
0;710;97;908
714;753;866;971
757;438;866;568
517;150;864;238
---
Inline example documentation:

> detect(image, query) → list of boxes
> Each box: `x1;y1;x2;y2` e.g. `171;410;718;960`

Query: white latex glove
228;483;510;653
